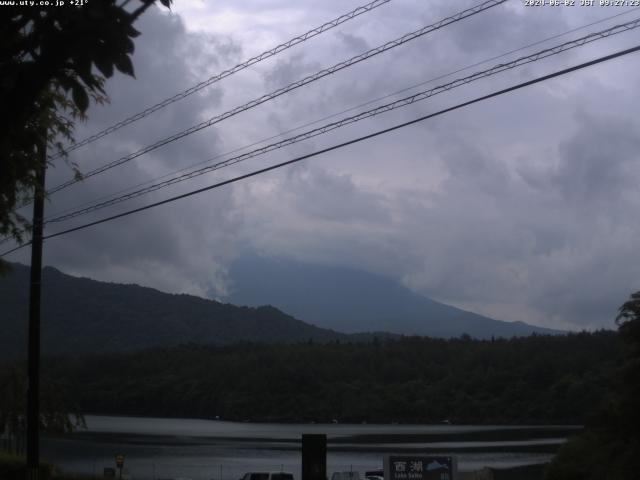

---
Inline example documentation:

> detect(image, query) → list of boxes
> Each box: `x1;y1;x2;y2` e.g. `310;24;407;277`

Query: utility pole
26;137;46;480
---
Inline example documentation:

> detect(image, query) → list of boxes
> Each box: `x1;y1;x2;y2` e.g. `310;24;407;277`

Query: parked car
239;472;294;480
364;470;383;479
331;472;360;480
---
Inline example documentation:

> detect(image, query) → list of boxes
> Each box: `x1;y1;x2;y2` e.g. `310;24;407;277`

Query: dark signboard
384;456;456;480
302;434;326;480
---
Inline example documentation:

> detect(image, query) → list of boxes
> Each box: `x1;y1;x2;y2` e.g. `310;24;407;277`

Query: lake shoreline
40;415;564;480
60;429;570;454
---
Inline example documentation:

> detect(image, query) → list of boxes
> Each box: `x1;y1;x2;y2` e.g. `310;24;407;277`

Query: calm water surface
41;415;575;480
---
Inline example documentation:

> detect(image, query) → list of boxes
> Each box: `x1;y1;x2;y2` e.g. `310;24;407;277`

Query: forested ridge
0;263;352;359
0;263;556;360
37;331;619;425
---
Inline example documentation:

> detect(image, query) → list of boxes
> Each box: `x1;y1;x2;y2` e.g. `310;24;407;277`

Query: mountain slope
226;254;562;338
0;263;347;358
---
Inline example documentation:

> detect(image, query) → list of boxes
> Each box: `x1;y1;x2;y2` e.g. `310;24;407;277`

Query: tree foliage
0;366;84;455
545;291;640;479
30;331;621;425
0;0;173;442
0;0;172;243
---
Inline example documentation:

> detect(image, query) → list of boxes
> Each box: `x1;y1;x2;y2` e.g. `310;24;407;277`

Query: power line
43;6;640;222
6;8;639;244
4;43;638;257
42;17;640;225
11;0;504;222
51;0;392;159
46;0;507;195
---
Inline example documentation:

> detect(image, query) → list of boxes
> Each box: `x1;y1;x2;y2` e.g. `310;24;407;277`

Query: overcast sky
9;0;640;331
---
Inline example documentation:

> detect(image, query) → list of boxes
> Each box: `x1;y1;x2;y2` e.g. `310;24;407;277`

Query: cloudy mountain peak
224;253;563;338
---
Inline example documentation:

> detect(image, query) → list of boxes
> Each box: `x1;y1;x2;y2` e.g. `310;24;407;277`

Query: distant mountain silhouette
0;263;350;358
226;254;562;338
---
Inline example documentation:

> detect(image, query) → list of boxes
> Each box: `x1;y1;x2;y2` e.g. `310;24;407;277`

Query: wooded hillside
39;331;619;425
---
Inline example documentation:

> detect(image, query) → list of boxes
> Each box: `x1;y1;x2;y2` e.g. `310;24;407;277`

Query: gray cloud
8;1;639;332
262;52;322;91
335;31;370;54
553;112;640;204
27;7;246;298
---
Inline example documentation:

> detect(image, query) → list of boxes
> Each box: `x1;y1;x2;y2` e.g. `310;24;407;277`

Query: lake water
41;415;577;480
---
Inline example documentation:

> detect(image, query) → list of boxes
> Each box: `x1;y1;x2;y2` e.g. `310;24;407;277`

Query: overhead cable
51;0;393;158
46;0;507;195
43;17;640;224
3;42;638;258
45;6;640;221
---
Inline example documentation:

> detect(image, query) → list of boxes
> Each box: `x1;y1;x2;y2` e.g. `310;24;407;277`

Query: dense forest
545;292;640;479
30;331;620;425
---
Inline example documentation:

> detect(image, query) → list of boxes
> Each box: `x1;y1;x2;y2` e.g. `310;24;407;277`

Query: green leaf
123;37;135;54
76;55;93;84
58;75;73;92
114;53;134;77
94;54;114;78
71;85;89;113
126;24;141;39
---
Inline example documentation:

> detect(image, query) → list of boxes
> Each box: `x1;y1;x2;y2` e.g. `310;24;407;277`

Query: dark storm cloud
335;31;371;54
262;53;323;91
33;6;247;296
12;0;638;331
446;1;569;56
553;113;640;203
232;51;640;330
273;165;391;223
